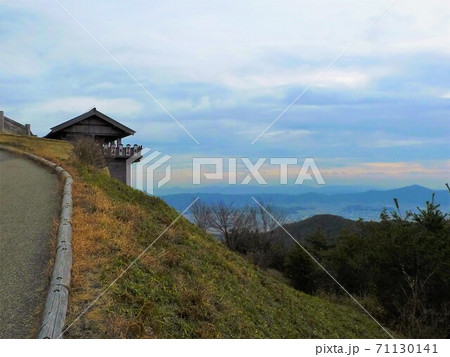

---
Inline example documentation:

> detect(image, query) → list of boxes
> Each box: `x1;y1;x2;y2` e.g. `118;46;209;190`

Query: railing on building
103;143;142;158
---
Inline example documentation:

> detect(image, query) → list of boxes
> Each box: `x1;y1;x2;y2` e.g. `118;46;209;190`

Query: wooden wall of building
53;117;125;142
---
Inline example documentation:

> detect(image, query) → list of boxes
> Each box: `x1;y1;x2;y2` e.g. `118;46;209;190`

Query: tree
191;201;211;230
206;202;253;251
326;195;450;337
411;194;448;233
284;245;318;294
329;229;371;295
192;201;288;269
244;203;288;269
363;197;449;337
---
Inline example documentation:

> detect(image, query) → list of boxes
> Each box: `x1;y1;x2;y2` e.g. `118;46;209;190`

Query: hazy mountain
161;185;449;222
157;184;377;195
280;214;360;245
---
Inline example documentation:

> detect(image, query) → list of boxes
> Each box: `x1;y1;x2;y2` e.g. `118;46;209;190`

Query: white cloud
5;0;450;87
31;96;143;117
362;138;426;148
264;129;314;140
1;0;449;183
219;68;372;92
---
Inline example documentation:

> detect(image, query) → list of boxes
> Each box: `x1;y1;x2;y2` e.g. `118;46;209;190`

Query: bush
73;137;107;169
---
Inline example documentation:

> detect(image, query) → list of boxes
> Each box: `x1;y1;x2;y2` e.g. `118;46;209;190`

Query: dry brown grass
0;133;73;163
67;182;149;337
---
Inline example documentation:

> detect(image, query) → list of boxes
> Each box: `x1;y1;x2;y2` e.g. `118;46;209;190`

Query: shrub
73;137;107;169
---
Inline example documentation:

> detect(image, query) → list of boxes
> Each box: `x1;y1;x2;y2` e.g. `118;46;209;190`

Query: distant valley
161;185;449;222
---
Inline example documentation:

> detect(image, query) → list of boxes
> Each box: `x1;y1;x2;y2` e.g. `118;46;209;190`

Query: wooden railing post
0;111;4;132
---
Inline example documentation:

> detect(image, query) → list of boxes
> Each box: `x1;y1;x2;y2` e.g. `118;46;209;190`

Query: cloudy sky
1;0;449;190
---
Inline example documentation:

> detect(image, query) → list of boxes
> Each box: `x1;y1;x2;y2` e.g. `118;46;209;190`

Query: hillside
280;214;360;245
0;133;393;338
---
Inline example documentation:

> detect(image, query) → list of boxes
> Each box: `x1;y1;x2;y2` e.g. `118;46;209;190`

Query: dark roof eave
44;132;134;139
49;108;136;136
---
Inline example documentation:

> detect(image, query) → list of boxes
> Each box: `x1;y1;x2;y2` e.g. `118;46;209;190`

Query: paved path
0;151;59;338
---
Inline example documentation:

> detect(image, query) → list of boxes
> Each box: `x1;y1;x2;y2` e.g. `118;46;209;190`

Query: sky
1;0;449;191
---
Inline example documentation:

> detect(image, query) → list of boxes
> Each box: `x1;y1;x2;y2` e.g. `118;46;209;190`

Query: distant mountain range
161;185;449;222
158;184;377;195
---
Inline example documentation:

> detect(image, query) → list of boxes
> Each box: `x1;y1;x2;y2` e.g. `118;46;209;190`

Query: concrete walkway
0;150;59;338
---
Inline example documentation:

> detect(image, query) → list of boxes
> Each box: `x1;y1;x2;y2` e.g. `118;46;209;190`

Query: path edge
0;146;73;339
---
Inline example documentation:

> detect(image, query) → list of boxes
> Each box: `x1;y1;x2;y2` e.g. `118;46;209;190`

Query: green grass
73;165;391;338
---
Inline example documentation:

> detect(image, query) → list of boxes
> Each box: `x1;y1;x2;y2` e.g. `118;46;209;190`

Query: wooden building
45;108;141;183
44;107;135;144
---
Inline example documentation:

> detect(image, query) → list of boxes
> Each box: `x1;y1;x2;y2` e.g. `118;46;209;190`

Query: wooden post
0;111;4;132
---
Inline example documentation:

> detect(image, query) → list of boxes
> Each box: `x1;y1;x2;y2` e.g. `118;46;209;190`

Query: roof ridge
45;109;136;138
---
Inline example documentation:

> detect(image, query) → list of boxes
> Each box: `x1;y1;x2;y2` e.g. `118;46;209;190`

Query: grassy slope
0;133;392;338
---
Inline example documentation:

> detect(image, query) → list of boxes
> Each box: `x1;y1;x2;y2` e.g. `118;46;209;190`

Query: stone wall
0;111;32;136
106;159;128;184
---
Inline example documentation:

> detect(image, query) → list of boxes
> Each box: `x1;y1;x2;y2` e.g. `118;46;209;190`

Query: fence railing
103;143;142;158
